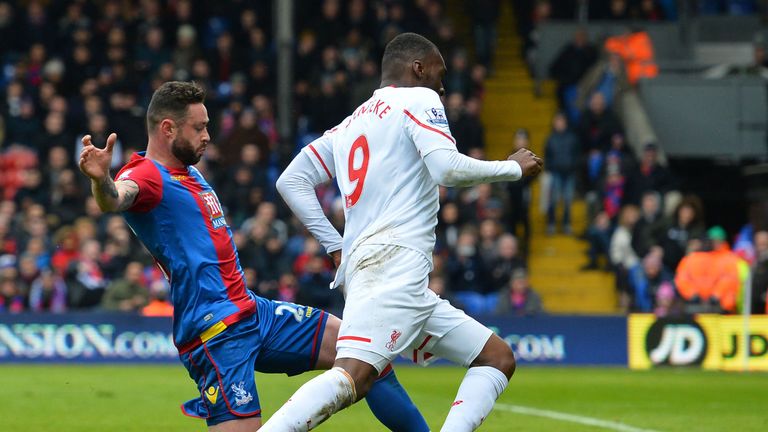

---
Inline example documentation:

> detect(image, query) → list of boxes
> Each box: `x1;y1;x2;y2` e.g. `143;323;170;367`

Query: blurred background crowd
0;0;766;319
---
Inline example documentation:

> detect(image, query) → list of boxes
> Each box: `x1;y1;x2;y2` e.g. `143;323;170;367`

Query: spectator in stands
0;254;22;304
445;50;473;98
656;196;706;271
14;168;47;209
676;226;748;314
0;271;25;313
65;238;106;309
751;230;768;313
634;0;666;20
583;211;613;271
631;191;663;258
101;261;148;312
578;91;623;154
577;52;630;115
447;229;493;315
626;143;676;205
522;0;553;72
436;201;462;253
0;0;492;318
549;28;598;113
489;234;526;292
506;129;534;255
49;169;84;226
545;112;580;235
604;0;631;20
51;226;79;275
141;279;173;317
34;112;72;162
297;254;340;314
220;109;270;167
611;205;641;310
478;219;502;265
28;267;67;313
602;158;626;220
630;249;673;312
276;273;300;303
496;268;543;316
653;281;682;317
451;95;486;155
7;97;40;146
604;27;659;86
471;0;500;68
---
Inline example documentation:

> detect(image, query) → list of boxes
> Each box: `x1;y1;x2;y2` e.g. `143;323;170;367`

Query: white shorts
336;244;493;373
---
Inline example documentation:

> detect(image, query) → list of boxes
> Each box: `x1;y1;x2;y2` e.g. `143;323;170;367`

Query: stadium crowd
0;0;541;318
535;0;768;316
0;0;764;320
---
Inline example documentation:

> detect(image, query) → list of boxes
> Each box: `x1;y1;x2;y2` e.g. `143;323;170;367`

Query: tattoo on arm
115;182;139;212
100;177;119;200
92;178;139;212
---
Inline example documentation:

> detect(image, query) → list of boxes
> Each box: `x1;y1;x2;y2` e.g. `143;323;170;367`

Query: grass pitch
1;365;766;431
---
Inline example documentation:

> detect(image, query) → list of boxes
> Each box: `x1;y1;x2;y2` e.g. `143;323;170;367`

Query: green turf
1;365;766;431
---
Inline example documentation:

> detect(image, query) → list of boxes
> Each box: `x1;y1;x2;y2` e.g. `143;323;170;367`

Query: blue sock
365;366;430;432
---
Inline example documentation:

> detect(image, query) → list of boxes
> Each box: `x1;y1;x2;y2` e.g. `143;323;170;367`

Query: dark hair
146;81;205;131
381;32;438;72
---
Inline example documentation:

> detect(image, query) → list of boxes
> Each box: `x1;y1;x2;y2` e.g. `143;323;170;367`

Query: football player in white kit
265;33;543;431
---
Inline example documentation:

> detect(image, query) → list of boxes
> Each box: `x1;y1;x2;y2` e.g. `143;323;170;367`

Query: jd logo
645;318;707;366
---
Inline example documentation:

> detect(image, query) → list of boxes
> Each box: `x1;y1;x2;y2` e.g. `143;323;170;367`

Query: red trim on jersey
180;352;211;419
180;403;205;419
377;364;393;379
403;109;456;145
308;144;333;180
412;335;433;363
337;335;372;343
309;310;326;369
204;343;262;417
416;335;432;351
179;173;255;318
115;153;164;212
177;305;256;354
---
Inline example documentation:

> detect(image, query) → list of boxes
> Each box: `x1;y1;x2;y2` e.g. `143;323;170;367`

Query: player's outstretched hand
79;133;117;181
508;148;543;178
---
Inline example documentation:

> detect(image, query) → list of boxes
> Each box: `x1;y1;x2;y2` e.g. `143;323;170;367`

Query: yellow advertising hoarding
629;314;768;371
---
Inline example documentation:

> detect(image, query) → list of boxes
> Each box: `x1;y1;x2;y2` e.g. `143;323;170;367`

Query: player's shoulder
387;86;442;105
116;153;161;182
385;87;444;121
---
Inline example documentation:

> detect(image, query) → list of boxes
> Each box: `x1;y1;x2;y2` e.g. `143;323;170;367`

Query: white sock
440;366;509;432
260;367;356;431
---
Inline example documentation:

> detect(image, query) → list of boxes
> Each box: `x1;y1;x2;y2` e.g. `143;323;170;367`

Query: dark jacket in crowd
544;129;580;174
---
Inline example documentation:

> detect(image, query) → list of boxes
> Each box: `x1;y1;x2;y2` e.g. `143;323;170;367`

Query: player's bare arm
79;133;138;212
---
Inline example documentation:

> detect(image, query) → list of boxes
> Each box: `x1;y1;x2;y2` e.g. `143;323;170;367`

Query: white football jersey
303;86;456;266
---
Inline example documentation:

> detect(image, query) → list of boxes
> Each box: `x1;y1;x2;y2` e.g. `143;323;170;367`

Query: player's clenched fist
79;132;117;181
508;148;543;178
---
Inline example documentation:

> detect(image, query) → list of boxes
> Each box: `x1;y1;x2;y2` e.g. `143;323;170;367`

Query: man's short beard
171;136;202;166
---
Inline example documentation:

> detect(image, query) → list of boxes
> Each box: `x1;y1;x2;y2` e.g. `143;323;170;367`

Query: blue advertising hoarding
0;313;628;365
0;313;176;363
480;315;627;365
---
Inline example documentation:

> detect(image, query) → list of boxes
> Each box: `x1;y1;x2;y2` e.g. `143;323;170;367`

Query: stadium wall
4;314;765;370
0;314;628;366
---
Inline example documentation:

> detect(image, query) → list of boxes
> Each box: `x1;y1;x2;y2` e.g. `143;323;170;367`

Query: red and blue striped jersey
116;152;256;349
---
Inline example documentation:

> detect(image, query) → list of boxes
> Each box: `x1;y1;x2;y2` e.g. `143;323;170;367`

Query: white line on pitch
495;403;663;432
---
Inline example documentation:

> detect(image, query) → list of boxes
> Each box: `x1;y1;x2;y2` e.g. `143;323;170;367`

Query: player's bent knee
334;357;379;400
471;334;516;380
